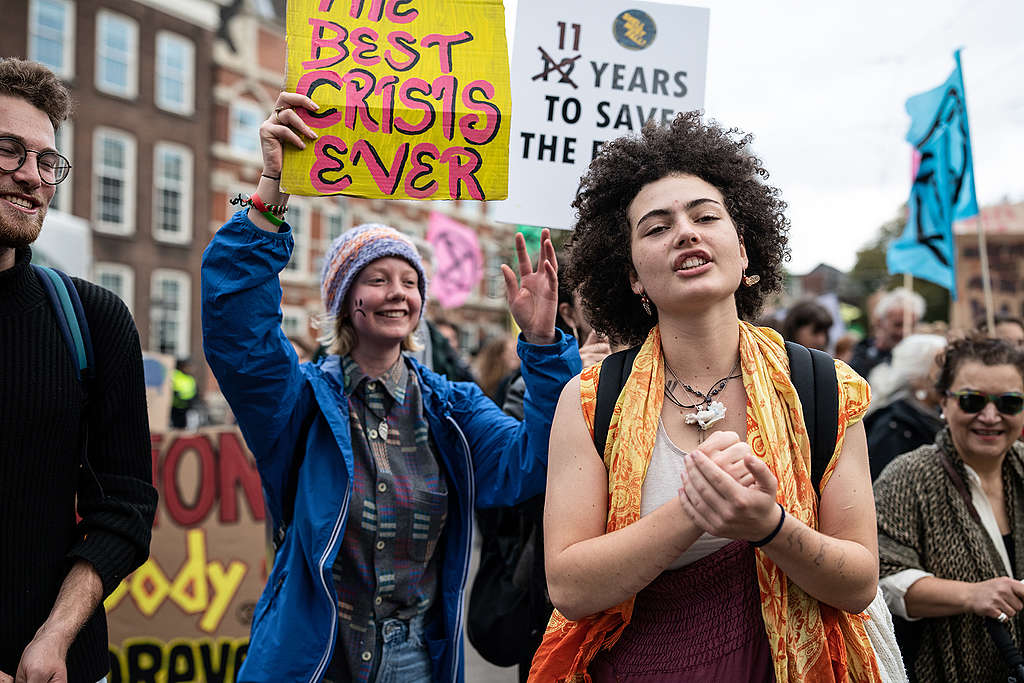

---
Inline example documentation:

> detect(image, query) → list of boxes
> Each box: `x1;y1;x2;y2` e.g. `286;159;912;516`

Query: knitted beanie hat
320;223;427;318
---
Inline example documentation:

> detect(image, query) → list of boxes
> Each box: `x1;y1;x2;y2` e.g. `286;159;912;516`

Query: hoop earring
742;273;760;287
640;291;652;316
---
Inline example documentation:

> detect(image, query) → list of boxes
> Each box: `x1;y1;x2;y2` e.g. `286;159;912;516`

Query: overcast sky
504;0;1024;274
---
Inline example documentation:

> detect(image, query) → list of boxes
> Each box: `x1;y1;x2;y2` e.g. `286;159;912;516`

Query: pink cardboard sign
427;211;483;308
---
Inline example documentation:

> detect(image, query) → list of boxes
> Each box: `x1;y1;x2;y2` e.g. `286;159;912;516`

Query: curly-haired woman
529;112;888;682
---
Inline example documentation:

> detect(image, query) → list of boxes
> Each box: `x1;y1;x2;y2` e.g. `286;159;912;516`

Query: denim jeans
374;614;431;683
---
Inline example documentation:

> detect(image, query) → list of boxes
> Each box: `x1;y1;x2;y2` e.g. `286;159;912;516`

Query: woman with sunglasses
875;335;1024;681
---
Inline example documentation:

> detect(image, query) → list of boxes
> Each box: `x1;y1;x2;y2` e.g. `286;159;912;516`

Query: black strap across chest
592;341;838;497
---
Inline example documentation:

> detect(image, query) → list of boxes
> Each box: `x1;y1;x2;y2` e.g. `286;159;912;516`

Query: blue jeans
374;614;431;683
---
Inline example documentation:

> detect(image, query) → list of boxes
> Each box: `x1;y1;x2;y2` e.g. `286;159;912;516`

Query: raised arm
201;92;319;517
459;227;579;508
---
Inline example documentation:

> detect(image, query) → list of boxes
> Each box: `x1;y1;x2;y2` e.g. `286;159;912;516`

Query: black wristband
261;173;281;181
751;503;785;548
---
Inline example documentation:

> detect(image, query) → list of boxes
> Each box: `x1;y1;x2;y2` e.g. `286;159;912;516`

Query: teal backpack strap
32;265;94;381
33;265;103;498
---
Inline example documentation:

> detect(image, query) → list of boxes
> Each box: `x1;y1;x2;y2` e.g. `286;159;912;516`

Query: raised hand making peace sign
501;228;558;346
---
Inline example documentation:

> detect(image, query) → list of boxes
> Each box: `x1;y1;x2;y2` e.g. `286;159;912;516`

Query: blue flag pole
887;48;981;304
957;50;996;333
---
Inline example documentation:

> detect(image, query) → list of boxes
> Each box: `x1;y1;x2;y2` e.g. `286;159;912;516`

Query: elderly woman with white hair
200;92;580;683
865;334;948;480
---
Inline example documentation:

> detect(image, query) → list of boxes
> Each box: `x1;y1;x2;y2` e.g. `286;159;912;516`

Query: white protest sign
494;0;709;230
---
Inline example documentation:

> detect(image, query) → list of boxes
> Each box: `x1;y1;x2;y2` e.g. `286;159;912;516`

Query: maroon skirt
589;540;775;682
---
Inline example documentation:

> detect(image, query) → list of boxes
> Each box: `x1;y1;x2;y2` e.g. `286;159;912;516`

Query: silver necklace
664;357;741;442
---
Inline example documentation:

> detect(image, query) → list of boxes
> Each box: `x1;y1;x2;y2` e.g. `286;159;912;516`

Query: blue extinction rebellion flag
886;49;979;298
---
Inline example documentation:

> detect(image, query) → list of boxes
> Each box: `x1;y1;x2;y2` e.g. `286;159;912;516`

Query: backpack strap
591;341;839;496
593;345;641;457
32;265;94;382
32;265;103;497
785;341;839;497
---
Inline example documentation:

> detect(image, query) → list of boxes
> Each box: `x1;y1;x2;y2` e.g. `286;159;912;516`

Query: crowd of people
4;53;1024;683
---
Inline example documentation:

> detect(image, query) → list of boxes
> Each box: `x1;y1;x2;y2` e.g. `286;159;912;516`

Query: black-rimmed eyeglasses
946;390;1024;415
0;136;71;185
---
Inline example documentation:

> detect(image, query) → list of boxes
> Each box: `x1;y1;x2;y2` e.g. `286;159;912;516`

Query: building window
155;32;195;115
229;101;263;157
95;10;138;98
485;248;504;298
153;142;193;243
325;206;347;244
93;262;134;313
50;123;72;214
282;201;310;277
28;0;75;79
92;128;136;234
151;269;190;358
320;201;348;271
281;305;306;339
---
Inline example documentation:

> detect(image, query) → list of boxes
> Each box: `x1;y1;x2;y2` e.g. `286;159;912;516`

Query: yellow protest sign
282;0;510;200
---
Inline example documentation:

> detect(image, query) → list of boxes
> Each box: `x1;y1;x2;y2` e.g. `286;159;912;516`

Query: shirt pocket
408;489;448;562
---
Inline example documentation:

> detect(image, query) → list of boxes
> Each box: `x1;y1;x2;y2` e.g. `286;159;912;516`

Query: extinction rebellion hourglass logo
613;9;656;50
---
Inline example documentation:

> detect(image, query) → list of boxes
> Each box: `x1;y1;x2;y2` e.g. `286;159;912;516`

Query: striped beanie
320;223;427;318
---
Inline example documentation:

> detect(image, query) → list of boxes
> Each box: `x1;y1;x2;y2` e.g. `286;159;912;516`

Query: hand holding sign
502;229;557;346
259;91;321;179
283;0;511;200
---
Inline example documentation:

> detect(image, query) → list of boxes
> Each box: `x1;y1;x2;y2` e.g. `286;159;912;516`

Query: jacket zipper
445;414;474;681
309;484;352;683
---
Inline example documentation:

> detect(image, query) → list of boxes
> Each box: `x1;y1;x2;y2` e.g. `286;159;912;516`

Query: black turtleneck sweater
0;247;157;682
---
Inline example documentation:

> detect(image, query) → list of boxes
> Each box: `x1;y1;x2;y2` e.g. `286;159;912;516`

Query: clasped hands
677;430;783;543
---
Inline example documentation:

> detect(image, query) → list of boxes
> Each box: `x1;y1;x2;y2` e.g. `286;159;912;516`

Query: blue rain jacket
201;211;579;683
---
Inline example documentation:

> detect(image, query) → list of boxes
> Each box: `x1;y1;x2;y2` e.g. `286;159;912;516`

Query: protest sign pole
976;213;996;333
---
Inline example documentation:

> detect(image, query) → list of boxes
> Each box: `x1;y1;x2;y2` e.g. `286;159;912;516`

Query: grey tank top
640;419;732;570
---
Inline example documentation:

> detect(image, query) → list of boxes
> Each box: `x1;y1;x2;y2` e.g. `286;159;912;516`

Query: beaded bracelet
249;192;286;217
230;193;284;227
250;192;288;219
751;503;785;548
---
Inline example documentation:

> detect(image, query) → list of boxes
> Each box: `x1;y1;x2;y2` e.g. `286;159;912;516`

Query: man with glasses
0;58;156;683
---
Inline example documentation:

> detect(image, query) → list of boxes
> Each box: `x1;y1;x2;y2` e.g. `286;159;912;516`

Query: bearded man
0;57;156;683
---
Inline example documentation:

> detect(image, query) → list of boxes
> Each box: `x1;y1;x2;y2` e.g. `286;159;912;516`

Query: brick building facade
7;0;217;367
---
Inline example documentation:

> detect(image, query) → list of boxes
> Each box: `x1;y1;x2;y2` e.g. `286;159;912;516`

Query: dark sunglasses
946;390;1024;415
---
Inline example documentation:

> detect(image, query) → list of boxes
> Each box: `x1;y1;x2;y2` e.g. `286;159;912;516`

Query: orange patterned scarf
528;322;879;682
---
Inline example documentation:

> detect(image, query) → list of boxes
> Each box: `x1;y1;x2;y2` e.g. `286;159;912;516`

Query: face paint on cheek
354;298;367;318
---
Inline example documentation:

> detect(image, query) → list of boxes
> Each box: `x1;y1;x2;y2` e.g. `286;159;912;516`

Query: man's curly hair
0;58;72;131
564;111;790;347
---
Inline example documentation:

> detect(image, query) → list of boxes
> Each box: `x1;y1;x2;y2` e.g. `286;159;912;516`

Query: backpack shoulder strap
33;265;102;497
785;341;838;497
593;345;641;458
32;265;94;382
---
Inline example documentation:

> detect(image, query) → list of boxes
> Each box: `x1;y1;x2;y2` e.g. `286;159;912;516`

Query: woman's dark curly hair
564;111;790;347
935;334;1024;395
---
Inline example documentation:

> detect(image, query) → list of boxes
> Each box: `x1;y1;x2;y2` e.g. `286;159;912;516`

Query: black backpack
465;341;839;669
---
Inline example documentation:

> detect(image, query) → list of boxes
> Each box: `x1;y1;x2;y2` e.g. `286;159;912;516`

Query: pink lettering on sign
426;211;483;308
